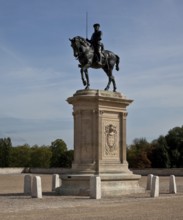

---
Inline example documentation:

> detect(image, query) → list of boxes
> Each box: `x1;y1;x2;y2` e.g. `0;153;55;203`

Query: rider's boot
96;52;102;65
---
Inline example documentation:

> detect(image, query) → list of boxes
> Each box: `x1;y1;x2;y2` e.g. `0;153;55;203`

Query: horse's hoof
85;86;90;90
104;87;109;91
113;88;117;92
83;81;87;86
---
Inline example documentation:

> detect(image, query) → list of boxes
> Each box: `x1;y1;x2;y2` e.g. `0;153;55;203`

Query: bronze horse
69;36;120;92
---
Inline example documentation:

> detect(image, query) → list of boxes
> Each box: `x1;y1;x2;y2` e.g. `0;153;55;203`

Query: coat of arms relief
104;124;118;156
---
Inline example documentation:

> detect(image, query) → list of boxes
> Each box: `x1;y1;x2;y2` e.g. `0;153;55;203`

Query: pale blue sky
0;0;183;148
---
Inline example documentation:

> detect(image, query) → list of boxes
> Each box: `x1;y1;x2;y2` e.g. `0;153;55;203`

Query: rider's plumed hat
93;23;100;28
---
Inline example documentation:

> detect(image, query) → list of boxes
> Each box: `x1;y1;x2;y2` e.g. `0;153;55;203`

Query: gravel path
0;174;183;220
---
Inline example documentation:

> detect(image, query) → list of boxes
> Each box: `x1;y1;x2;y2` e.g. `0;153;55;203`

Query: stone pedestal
59;90;144;197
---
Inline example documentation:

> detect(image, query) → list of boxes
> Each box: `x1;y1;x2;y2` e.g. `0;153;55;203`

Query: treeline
0;138;73;168
0;125;183;168
127;125;183;168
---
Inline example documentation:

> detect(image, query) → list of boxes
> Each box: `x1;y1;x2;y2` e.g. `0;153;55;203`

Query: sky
0;0;183;148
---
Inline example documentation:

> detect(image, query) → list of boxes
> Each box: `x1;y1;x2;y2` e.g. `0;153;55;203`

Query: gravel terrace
0;174;183;220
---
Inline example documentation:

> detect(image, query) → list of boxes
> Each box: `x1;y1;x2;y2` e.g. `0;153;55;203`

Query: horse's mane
75;36;90;47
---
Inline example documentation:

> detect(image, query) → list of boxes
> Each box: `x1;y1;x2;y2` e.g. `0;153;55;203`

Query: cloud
0;65;81;118
0;42;27;68
0;116;73;147
0;0;183;147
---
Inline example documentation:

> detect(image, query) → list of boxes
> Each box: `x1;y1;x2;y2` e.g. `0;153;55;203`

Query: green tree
149;136;170;168
0;137;12;167
165;126;183;168
30;145;52;168
9;144;31;167
127;138;151;168
60;150;74;168
50;139;67;167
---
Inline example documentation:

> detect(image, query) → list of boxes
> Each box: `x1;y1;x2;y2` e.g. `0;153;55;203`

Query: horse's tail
115;55;120;71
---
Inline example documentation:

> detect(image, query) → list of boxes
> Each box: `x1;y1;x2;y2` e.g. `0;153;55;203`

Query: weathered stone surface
150;176;159;197
60;173;144;197
67;90;133;174
52;174;61;191
24;175;32;195
169;175;177;194
59;90;144;196
32;176;42;198
90;176;101;199
146;174;153;190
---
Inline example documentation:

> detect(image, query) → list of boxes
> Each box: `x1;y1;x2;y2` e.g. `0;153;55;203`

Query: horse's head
69;36;90;58
69;36;81;58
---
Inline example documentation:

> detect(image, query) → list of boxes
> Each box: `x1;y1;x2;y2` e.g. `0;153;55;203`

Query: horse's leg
111;75;117;92
81;62;91;90
103;67;112;91
104;75;117;92
80;68;87;86
84;69;90;90
104;76;111;91
103;67;117;92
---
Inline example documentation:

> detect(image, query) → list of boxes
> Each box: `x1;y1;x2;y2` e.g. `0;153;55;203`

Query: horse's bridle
71;38;82;59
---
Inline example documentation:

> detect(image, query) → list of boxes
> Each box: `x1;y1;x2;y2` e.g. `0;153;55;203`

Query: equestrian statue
69;23;120;92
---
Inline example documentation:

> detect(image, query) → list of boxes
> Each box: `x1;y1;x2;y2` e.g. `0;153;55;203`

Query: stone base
58;173;144;197
101;173;145;197
60;90;145;197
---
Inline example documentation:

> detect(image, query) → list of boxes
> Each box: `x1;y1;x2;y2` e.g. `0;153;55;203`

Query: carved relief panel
102;114;120;160
104;124;117;156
